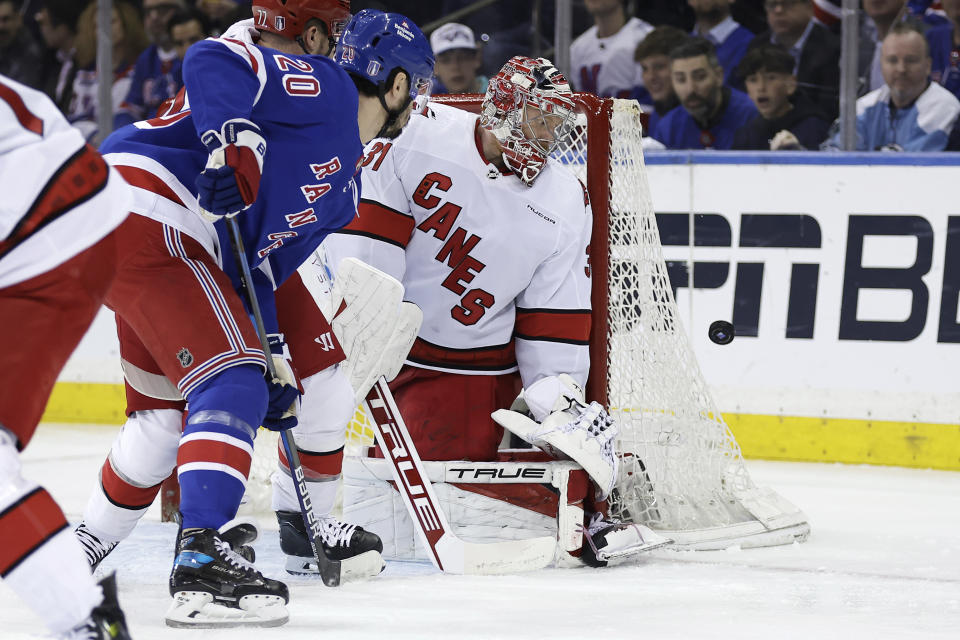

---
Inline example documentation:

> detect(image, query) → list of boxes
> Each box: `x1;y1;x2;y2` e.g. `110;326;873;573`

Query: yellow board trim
725;413;960;471
42;382;127;425
45;382;960;471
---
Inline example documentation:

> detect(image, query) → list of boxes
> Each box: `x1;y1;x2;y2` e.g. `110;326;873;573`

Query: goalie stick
224;218;344;587
363;377;558;574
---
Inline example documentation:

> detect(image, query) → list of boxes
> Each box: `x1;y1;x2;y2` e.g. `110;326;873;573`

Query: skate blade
597;535;674;562
284;550;385;582
165;591;288;628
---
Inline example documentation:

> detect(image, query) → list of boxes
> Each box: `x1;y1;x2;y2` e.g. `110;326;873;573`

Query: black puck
708;320;734;345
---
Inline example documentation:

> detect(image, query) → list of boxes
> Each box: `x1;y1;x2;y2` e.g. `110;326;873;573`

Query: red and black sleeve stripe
0;488;69;577
0;144;110;261
335;199;415;248
407;337;517;372
514;308;592;345
100;459;162;511
279;445;344;481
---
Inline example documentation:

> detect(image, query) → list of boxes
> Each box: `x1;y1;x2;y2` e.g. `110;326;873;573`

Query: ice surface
2;424;958;639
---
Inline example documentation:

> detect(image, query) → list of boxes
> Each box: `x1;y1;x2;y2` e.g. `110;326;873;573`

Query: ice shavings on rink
1;424;957;639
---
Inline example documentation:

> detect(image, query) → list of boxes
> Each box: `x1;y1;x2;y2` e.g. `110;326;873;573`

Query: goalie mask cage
164;94;810;550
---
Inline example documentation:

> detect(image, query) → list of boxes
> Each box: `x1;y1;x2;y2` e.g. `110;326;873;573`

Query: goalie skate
165;520;289;628
277;510;385;580
581;513;672;567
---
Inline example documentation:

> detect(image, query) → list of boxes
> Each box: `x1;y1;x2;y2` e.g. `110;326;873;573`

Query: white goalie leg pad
82;409;182;542
493;374;619;499
330;258;423;404
165;591;288;629
342;457;584;564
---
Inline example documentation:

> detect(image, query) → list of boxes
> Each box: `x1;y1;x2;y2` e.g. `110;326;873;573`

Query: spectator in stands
823;21;960;150
116;0;186;127
749;0;841;120
654;37;757;149
69;0;147;141
198;0;248;37
926;0;960;99
863;0;915;92
570;0;654;100
687;0;754;86
633;25;688;138
34;0;85;114
429;23;488;95
733;44;830;149
0;0;45;88
169;8;209;65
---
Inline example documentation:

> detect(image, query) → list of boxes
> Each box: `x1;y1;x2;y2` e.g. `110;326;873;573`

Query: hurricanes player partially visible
0;74;133;639
322;56;669;566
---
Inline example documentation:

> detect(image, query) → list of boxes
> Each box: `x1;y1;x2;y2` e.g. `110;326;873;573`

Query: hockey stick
362;377;558;574
224;218;343;587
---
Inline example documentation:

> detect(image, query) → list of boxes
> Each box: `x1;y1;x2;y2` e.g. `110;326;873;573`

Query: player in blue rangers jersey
68;1;434;628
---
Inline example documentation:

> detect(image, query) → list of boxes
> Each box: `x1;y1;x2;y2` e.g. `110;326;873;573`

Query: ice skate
165;520;289;628
74;523;119;571
62;573;132;639
581;512;672;567
277;510;385;580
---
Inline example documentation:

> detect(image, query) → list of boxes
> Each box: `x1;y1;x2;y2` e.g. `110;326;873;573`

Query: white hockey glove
196;118;267;222
331;258;422;405
263;334;301;431
220;18;259;44
492;374;619;500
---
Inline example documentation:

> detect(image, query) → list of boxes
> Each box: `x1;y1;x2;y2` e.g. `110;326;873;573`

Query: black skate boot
64;573;132;639
74;523;119;571
165;521;289;628
277;510;384;579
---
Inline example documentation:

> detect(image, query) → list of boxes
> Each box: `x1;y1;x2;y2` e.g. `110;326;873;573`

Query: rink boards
46;152;960;470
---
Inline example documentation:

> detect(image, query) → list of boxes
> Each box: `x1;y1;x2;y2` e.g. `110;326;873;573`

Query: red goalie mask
479;56;576;186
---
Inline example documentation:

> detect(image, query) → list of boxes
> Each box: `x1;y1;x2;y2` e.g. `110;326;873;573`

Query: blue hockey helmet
335;9;435;101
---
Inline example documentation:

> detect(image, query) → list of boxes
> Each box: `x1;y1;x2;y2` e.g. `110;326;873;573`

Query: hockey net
195;94;810;550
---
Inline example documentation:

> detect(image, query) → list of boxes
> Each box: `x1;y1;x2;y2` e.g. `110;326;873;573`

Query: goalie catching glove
492;374;619;499
196;118;266;221
264;334;300;431
330;258;422;404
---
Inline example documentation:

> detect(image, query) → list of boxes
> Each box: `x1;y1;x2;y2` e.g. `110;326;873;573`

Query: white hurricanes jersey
0;74;131;288
323;103;594;389
570;17;653;98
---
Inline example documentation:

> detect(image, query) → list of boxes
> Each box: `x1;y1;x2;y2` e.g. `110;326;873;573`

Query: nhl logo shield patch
366;60;381;77
176;348;194;368
275;16;285;32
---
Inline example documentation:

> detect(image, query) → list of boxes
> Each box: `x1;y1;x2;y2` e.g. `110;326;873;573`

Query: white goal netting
240;96;809;549
560;98;808;548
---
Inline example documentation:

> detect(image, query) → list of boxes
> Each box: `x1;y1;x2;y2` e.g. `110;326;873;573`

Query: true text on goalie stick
363;377;557;575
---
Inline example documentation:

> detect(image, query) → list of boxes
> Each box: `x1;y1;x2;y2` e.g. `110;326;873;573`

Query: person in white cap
430;22;488;95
